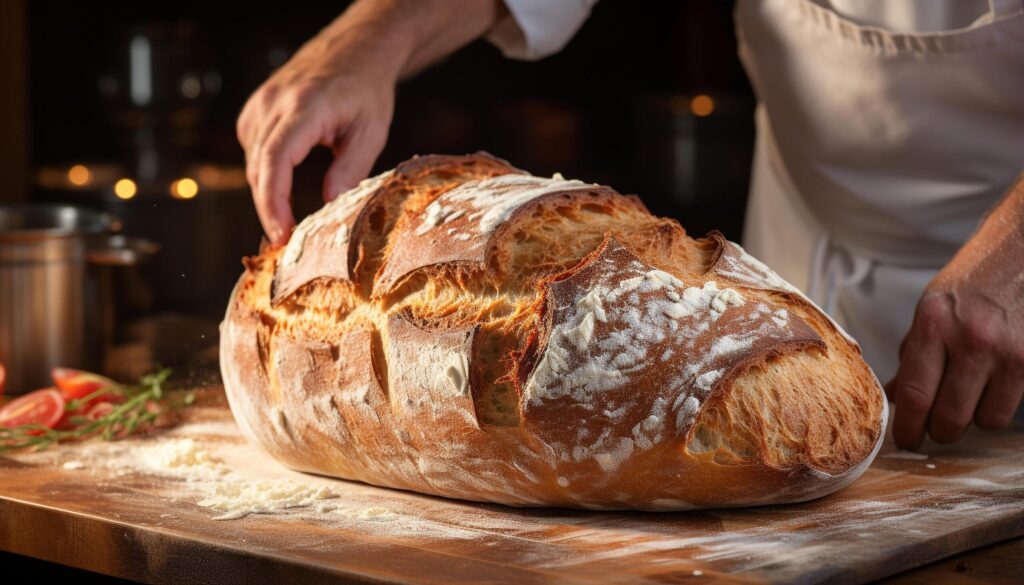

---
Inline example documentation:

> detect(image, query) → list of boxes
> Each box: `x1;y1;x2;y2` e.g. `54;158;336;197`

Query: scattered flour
135;438;347;520
4;414;1022;581
197;479;339;521
7;429;363;522
881;451;929;461
137;438;229;481
356;506;397;521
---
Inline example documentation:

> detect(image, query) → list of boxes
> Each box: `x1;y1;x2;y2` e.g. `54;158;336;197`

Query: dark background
5;0;756;316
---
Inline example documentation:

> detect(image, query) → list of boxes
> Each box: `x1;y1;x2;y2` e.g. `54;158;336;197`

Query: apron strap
806;233;873;318
990;0;1024;18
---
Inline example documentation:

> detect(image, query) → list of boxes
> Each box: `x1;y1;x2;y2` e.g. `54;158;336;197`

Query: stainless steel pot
0;205;156;394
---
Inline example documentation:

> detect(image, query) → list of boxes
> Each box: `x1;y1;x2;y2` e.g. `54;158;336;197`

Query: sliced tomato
84;401;116;421
54;399;119;431
54;409;80;431
0;363;6;396
51;367;119;403
0;388;65;431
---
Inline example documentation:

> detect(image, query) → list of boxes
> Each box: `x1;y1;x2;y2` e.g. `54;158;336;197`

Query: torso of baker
234;0;1023;478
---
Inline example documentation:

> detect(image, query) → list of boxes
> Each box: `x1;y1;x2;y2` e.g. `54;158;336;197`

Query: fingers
237;84;299;244
322;118;388;204
927;355;990;443
883;335;910;401
238;85;278;162
893;286;1024;448
255;111;328;243
927;310;1003;442
246;112;282;206
975;367;1024;430
891;296;949;451
236;93;261;150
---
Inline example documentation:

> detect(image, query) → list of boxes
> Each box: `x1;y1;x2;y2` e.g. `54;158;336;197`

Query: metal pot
0;205;156;394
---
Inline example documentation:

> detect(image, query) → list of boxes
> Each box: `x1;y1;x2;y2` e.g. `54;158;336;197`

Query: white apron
735;0;1024;382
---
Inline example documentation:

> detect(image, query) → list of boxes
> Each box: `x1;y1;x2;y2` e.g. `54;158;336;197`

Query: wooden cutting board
1;388;1022;585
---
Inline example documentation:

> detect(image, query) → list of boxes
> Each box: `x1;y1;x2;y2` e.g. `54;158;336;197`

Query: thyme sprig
0;368;194;453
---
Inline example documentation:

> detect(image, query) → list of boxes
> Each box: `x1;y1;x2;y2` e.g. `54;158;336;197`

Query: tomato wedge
51;367;118;403
0;388;65;430
84;401;115;421
54;411;78;431
55;397;122;431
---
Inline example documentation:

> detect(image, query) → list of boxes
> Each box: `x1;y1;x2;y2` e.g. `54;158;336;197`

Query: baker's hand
237;23;402;244
238;0;506;244
887;175;1024;450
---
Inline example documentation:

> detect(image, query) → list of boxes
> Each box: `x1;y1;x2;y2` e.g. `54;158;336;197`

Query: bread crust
220;153;887;510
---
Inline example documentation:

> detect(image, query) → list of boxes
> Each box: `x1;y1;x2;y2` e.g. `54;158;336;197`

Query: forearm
314;0;505;82
938;172;1024;310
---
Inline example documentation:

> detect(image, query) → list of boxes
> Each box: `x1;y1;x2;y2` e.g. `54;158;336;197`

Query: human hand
237;23;402;243
237;0;507;243
887;176;1024;450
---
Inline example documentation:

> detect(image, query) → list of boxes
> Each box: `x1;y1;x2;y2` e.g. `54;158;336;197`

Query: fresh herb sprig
0;368;194;453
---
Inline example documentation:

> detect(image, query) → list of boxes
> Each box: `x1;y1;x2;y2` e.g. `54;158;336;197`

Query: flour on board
197;478;340;520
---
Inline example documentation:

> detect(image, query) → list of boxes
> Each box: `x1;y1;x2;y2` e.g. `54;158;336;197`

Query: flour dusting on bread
280;170;392;268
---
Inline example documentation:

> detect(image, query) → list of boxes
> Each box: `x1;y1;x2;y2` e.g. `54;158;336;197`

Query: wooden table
2;315;1022;583
1;385;1022;585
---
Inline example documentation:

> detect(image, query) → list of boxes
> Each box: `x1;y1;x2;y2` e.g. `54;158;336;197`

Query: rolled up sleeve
486;0;598;61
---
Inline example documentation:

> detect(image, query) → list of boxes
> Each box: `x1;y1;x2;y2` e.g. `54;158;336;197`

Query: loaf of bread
220;153;887;510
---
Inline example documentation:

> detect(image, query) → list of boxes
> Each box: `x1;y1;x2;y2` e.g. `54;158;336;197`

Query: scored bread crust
220;152;887;510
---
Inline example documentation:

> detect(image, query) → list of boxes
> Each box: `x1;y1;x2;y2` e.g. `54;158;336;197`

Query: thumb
883;374;897;402
323;122;388;204
883;332;911;402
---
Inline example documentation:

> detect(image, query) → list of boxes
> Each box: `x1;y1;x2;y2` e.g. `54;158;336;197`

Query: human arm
888;173;1024;449
237;0;507;243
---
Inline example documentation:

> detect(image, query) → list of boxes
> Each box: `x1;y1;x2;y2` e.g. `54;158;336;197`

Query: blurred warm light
68;164;92;186
194;164;247;190
171;178;199;199
690;94;715;117
196;165;220;186
114;178;137;200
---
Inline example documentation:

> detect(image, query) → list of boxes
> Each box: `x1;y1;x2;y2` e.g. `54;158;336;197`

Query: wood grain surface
1;388;1022;585
883;535;1024;585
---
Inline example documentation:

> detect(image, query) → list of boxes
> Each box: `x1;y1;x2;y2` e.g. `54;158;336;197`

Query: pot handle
87;235;160;266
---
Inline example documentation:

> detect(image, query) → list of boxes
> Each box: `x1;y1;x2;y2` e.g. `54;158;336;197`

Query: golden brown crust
220;153;887;510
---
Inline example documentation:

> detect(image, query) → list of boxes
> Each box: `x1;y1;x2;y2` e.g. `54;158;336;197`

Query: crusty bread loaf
220;153;887;510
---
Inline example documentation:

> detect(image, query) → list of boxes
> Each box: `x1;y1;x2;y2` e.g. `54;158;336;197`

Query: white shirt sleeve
486;0;599;61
